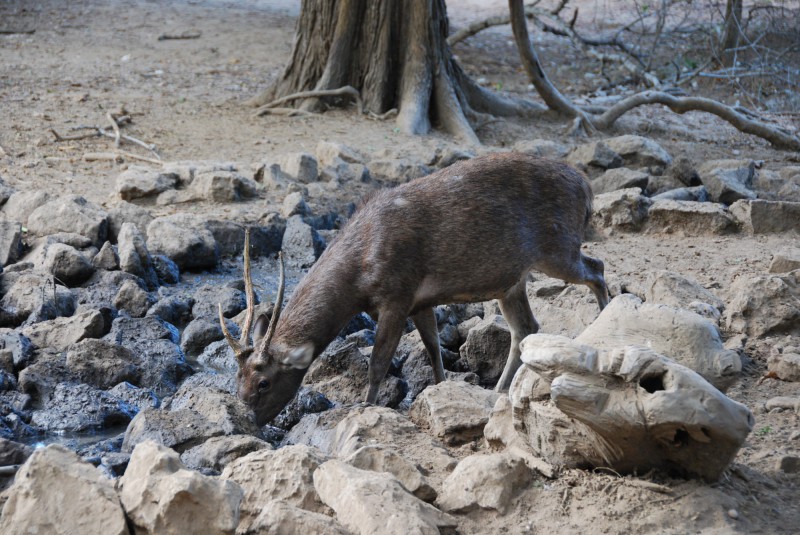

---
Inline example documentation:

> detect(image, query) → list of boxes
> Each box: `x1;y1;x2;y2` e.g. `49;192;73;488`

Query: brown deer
220;153;609;425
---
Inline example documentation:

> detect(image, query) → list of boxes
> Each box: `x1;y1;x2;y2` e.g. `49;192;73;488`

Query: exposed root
254;86;363;116
253;107;321;118
367;108;398;121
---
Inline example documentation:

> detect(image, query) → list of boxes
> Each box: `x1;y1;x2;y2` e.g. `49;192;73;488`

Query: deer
220;152;609;425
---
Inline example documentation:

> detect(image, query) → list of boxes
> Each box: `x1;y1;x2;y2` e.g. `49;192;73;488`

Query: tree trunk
719;0;744;67
250;0;485;143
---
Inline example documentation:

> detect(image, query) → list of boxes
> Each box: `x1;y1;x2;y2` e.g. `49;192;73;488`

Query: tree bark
719;0;744;67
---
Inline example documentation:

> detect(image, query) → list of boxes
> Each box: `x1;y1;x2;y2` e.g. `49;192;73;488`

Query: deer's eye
257;379;270;391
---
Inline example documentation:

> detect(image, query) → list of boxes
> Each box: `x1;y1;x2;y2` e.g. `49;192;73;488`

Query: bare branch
254;86;363;116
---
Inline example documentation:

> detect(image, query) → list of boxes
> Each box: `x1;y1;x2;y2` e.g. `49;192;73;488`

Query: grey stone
180;434;271;473
724;271;800;338
603;135;672;168
698;159;756;204
188;170;258;202
0;272;76;326
0;220;23;266
651;185;709;202
460;314;511;385
511;139;569;159
1;190;52;224
107;201;154;242
592;168;649;194
152;254;180;284
644;270;725;312
646;200;735;235
592;188;651;231
92;241;120;270
191;284;248;319
768;349;800;382
114;279;155;318
282;190;309;218
147;295;194;327
567;141;623;172
276;152;319;183
367;159;431;184
147;214;219;270
21;309;107;352
730;199;800;234
769;247;800;274
245;500;352;535
66;338;141;389
181;317;238;358
27;195;108;246
282;214;326;268
30;383;135;432
43;243;95;286
116;166;179;201
117;222;158;289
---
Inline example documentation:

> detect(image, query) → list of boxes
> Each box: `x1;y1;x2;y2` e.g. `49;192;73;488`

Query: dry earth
1;0;798;534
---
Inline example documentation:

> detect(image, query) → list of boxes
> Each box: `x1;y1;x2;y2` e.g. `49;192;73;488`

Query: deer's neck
272;259;362;358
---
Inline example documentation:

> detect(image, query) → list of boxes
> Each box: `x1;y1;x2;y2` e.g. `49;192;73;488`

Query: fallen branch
592;90;800;151
50;125;159;158
254;106;321;118
254;86;363;116
0;29;35;35
106;112;121;148
82;150;163;165
157;31;201;41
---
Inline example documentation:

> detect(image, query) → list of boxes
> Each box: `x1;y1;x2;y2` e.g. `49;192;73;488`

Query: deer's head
220;231;313;425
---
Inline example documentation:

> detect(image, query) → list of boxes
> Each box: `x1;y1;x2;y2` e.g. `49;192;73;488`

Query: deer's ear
278;343;314;369
252;314;269;344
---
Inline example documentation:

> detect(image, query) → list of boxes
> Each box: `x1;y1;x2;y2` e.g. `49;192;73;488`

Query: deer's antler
220;229;256;365
264;251;285;346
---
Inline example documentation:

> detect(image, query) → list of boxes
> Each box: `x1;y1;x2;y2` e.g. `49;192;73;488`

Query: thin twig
255;86;363;116
106;112;121;148
157;31;201;41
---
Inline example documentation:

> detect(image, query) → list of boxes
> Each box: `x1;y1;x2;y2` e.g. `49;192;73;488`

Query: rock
409;380;500;445
0;220;23;266
367;158;431;184
0;437;33;465
146;214;219;270
668;156;701;186
107;201;154;242
577;294;741;391
108;382;160;412
187;170;258;202
0;272;76;326
282;190;309;218
284;406;456;477
437;452;533;514
779;456;800;474
644;270;725;312
244;500;352;535
180;434;271;473
93;241;120;270
0;444;129;535
281;214;326;268
646;200;735;235
122;407;228;453
168;384;260;435
730;199;800;234
116;166;179;201
768;347;800;381
344;445;437;502
221;445;328;532
1;190;52;224
119;441;243;535
567;141;623;173
316;140;363;167
27;195;108;246
698;159;756;204
459;314;511;385
313;459;457;535
765;396;800;413
724;271;800;338
30;383;135;432
43;242;95;285
651;185;709;202
511;139;569;159
117;222;158;289
276;152;319;183
147;295;194;326
592;188;651;231
603;135;673;169
16;349;76;402
78;270;142;314
181;316;239;357
114;279;155;317
512;334;754;481
769;247;800;274
20;309;107;352
0;329;33;370
191;284;248;319
66;338;141;388
152;254;180;284
592;168;649;194
433;147;474;168
304;342;404;408
271;386;334;431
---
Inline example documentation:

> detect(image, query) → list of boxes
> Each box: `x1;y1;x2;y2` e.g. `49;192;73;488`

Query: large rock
1;190;52;224
577;294;741;390
122;408;227;453
221;445;328;532
592;188;651;232
592;168;649;194
146;214;219;270
436;452;532;514
20;309;107;352
187;170;258;202
29;382;135;432
119;441;243;535
698;159;756;204
507;334;753;480
116;166;179;201
646;200;736;235
66;338;141;388
180;434;271;473
603;135;672;168
281;214;326;268
168;384;260;436
768;346;800;382
644;270;725;313
117;222;158;289
0;444;129;535
0;220;23;266
724;270;800;338
344;445;437;502
43;242;95;286
459;314;511;385
567;141;623;172
313;459;458;535
107;201;154;242
316;140;364;167
730;199;800;234
409;380;500;445
27;195;108;246
769;246;800;274
276;152;319;183
243;500;352;535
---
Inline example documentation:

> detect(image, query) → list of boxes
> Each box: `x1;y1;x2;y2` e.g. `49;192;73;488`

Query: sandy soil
1;1;798;533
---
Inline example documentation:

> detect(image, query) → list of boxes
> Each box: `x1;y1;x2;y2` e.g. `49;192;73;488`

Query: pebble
778;456;800;474
727;509;739;520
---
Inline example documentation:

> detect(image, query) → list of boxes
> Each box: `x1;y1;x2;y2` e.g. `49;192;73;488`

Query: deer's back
323;153;593;308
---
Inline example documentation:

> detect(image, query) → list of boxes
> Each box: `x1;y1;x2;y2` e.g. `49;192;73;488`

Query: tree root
254;86;363;116
592;90;800;151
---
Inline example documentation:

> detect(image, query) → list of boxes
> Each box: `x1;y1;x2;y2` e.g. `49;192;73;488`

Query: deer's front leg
366;308;407;404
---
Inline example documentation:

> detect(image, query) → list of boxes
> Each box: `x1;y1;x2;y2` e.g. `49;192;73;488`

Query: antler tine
219;303;244;360
264;252;285;345
238;229;255;348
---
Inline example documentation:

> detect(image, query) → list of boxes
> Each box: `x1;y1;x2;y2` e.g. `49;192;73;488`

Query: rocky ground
0;0;799;534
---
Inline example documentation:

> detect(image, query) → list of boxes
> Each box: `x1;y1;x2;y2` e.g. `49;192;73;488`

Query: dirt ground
1;1;798;533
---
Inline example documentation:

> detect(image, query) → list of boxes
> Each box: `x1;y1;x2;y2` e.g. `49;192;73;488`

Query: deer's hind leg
411;307;446;384
495;278;539;392
539;249;609;311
